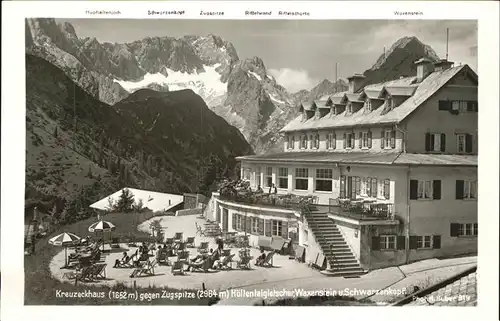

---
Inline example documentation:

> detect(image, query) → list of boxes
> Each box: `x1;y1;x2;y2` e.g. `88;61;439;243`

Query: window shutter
343;133;346;148
433;180;441;200
455;180;464;199
397;236;406;250
281;221;288;239
474;223;478;235
359;132;363;149
350;133;355;148
246;216;251;233
409;180;418;200
371;236;380;251
381;129;385;147
440;133;446;152
332;133;336;149
340;175;346;198
232;213;236;230
432;235;441;249
347;176;354;200
264;220;272;237
466;101;475;112
425;133;431;152
465;134;473;153
368;131;372;148
384;179;390;199
438;100;451;111
450;223;460;237
390;130;396;148
409;236;418;249
371;178;378;198
258;218;264;235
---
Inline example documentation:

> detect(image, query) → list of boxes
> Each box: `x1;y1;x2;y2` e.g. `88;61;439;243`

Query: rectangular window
315;169;333;192
416;236;433;249
458;223;478;236
362;132;369;148
265;167;273;188
251;217;259;234
451;101;468;113
313;133;320;149
345;132;353;149
464;180;477;199
300;135;308;149
288;135;294;149
383;179;390;199
365;100;372;112
278;168;288;189
384;130;391;148
295;168;309;190
327;133;336;149
272;220;282;237
243;168;251;181
426;133;446;152
417;180;432;199
380;235;396;250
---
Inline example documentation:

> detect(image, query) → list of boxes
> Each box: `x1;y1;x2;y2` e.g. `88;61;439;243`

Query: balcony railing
328;198;395;221
217;192;316;212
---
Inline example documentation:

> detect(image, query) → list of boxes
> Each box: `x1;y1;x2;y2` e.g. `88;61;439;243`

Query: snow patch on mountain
114;64;227;106
269;94;285;104
248;71;262;81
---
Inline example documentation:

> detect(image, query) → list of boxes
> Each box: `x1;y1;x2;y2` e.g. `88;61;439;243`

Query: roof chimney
347;73;366;93
414;58;434;82
434;59;454;72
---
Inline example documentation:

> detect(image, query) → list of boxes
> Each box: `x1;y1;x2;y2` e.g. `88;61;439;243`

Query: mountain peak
370;35;440;71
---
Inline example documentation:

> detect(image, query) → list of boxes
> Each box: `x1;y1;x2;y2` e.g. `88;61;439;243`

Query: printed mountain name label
200;10;224;16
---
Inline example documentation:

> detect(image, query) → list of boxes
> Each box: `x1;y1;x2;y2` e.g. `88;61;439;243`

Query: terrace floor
48;214;477;305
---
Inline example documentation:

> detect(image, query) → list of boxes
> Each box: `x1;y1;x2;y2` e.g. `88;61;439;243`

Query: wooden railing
329;198;395;220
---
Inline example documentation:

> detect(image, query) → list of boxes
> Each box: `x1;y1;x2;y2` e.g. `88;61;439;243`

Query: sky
60;19;478;93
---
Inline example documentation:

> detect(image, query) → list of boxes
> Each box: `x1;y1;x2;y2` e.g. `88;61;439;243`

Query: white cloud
268;68;317;93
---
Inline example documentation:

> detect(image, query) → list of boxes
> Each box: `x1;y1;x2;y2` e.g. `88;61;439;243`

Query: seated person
255;249;266;266
186;255;207;271
114;251;130;268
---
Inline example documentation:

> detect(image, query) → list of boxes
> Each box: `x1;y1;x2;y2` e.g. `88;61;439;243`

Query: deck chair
313;253;326;270
188;258;212;273
92;263;107;280
115;254;134;268
165;238;174;248
236;255;252;270
259;252;275;268
171;261;185;275
130;259;157;278
270;237;286;253
217;254;235;270
197;242;209;254
63;265;91;280
177;250;190;264
111;238;120;249
174;232;183;243
185;237;195;248
156;250;170;266
294;245;306;263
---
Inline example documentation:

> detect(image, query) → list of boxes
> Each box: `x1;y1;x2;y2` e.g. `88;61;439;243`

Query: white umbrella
88;220;116;251
48;232;81;267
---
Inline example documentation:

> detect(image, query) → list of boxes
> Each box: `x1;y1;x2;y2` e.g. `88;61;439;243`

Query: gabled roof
90;188;184;212
329;91;347;105
281;65;473;132
345;92;364;103
380;86;418;98
314;99;331;109
298;101;317;112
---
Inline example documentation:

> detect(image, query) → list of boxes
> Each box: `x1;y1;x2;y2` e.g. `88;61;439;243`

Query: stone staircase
303;206;366;277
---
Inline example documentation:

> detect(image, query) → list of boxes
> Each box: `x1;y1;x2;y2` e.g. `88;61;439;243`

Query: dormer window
386;98;395;110
346;103;352;114
300;135;308;149
365;100;372;112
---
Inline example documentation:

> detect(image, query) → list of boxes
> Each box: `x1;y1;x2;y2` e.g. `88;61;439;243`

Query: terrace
216;180;395;221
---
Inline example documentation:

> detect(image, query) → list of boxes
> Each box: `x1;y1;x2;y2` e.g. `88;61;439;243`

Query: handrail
300;201;340;272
